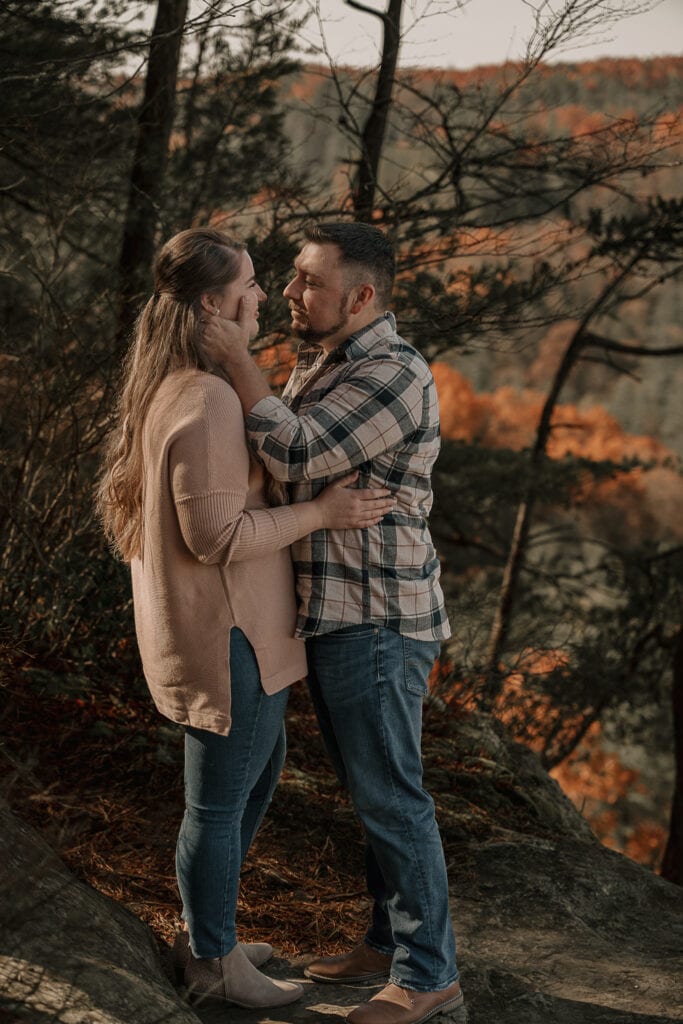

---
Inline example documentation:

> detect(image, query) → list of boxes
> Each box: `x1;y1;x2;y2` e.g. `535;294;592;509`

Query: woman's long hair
97;227;245;562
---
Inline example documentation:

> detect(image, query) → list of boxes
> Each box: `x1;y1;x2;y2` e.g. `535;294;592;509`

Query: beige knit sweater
130;368;307;736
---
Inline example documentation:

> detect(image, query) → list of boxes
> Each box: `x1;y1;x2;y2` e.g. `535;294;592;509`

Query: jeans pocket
404;661;428;696
402;636;439;696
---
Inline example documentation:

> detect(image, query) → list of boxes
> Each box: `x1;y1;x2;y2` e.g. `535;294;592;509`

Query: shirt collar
295;312;396;369
337;312;397;363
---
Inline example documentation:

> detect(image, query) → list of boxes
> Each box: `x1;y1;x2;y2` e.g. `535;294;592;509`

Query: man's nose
283;278;299;301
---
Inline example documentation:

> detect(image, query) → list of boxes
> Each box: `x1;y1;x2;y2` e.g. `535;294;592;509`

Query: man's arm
246;357;425;482
202;295;427;483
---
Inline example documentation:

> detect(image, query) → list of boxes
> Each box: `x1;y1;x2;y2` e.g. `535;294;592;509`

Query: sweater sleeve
169;376;303;565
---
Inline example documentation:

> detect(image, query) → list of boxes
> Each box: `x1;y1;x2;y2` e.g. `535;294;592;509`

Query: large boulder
189;710;683;1024
451;834;683;1023
189;837;683;1024
429;709;683;1023
0;803;198;1024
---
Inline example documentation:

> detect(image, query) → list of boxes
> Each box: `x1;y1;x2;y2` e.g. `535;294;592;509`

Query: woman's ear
200;292;221;316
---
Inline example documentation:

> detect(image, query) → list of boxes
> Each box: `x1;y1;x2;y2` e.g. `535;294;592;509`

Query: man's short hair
303;221;395;308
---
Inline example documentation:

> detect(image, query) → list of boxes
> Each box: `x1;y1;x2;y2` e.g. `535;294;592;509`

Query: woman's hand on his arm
312;471;395;530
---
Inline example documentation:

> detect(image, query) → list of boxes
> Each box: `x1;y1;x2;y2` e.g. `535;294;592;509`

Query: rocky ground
2;706;681;1024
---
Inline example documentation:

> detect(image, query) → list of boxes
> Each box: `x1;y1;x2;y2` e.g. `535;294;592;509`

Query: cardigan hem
154;702;233;737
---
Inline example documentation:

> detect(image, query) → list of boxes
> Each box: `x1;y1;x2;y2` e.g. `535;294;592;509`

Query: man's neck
319;309;385;355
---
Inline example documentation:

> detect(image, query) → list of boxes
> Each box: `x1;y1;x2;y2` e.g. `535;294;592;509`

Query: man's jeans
176;627;288;958
307;625;458;992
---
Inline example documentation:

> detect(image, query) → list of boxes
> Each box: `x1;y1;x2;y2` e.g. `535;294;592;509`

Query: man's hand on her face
202;291;258;367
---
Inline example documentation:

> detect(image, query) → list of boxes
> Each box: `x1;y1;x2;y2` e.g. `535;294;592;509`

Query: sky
297;0;683;69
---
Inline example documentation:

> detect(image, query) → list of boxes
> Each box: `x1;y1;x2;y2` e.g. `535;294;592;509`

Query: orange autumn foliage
495;649;577;756
431;354;678;870
254;339;297;387
432;360;683;540
552;722;642;804
551;722;668;869
652;108;683;144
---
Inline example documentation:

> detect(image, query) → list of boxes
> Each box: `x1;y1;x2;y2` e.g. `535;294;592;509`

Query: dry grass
0;673;373;957
0;661;547;960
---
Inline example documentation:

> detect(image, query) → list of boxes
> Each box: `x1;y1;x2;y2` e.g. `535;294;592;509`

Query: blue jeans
176;628;289;958
307;625;458;992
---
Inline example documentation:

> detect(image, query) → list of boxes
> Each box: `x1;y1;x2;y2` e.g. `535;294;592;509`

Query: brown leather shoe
347;981;465;1024
305;942;394;983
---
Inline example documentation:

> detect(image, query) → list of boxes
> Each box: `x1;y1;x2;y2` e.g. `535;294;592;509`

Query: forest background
0;0;682;955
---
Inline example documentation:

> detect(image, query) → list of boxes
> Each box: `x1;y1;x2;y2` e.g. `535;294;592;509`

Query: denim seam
218;687;263;957
366;629;393;955
365;937;396;957
387;974;459;993
377;630;438;989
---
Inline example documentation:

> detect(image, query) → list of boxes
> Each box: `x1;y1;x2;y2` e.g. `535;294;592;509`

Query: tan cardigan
130;369;307;736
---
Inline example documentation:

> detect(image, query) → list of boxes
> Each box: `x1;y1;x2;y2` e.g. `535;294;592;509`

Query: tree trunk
484;328;586;683
118;0;189;340
484;250;645;689
661;625;683;885
347;0;402;222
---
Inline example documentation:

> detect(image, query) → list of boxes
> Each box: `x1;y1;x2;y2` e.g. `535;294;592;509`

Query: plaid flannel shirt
245;313;451;642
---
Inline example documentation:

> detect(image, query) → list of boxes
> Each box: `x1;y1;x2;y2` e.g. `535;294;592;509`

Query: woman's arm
175;473;393;566
169;378;393;566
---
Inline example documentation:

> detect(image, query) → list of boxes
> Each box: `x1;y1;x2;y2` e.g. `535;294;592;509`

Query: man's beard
289;298;350;344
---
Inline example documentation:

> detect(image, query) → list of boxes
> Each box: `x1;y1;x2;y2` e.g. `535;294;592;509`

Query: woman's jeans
176;627;289;959
306;624;458;992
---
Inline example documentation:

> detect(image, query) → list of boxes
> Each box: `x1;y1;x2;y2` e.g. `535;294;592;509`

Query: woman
97;227;393;1008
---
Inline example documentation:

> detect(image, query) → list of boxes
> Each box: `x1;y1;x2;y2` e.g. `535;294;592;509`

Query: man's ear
349;283;376;315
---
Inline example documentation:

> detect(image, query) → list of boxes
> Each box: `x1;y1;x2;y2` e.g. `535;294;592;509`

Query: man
202;222;463;1024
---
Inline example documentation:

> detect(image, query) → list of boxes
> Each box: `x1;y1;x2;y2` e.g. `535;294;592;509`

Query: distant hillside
278;57;683;197
277;57;683;456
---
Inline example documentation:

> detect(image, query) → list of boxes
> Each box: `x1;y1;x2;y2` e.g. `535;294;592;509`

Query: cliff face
424;711;683;1023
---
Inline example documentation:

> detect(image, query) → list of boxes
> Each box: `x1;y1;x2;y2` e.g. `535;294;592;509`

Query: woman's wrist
291;499;324;536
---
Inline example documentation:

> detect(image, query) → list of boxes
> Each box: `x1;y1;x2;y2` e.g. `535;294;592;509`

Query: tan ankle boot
184;943;303;1008
172;927;273;982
